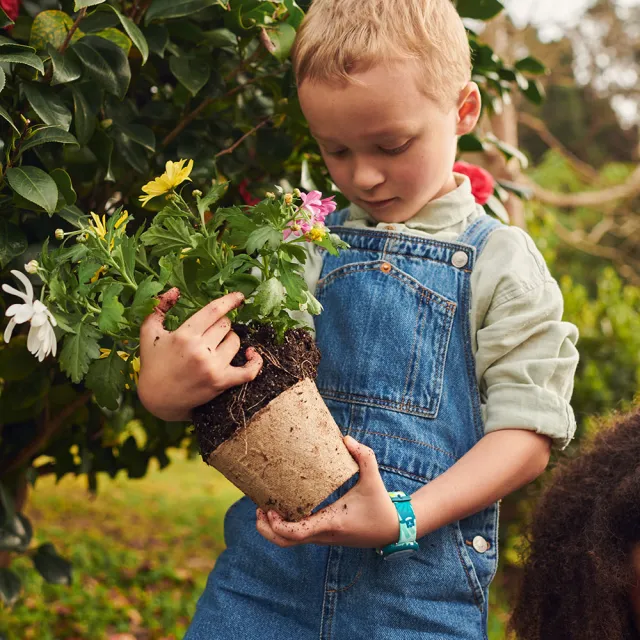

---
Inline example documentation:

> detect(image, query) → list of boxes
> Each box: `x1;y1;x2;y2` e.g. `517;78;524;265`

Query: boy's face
298;60;480;223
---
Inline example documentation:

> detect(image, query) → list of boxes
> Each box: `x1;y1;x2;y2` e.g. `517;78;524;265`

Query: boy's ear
456;82;482;136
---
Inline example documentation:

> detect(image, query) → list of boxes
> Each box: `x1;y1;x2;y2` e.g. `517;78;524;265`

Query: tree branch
214;116;272;158
518;112;601;182
524;164;640;208
59;8;87;55
1;391;93;477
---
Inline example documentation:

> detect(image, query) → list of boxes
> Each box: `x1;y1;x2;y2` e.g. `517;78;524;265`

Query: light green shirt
301;175;579;449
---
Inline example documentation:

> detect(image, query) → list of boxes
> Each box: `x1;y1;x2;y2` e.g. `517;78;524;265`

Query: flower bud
25;260;39;274
293;188;301;198
54;228;65;240
192;189;202;197
76;233;88;243
266;192;276;200
284;193;293;205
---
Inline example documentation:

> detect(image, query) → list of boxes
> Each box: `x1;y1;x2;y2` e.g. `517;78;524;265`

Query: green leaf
0;336;39;380
196;182;227;215
130;277;163;323
143;24;169;57
22;83;72;131
254;277;285;317
86;348;126;410
59;322;101;383
0;569;21;607
457;133;486;153
0;105;18;133
280;243;307;264
0;512;33;552
246;225;281;254
145;0;222;24
101;5;149;64
112;235;137;285
485;132;529;169
30;10;84;51
50;168;77;208
141;218;197;255
455;0;503;20
484;194;510;224
0;66;5;94
94;27;132;56
0;219;28;267
98;283;125;332
70;84;97;145
57;204;89;229
78;259;102;285
75;0;106;11
47;45;83;85
19;126;79;154
514;56;546;75
278;258;305;303
0;43;45;74
114;122;155;151
32;543;72;586
268;22;296;63
203;27;236;49
113;129;148;174
5;166;59;215
88;127;115;181
0;6;14;29
71;36;131;100
302;290;322;315
522;78;545;105
169;55;210;96
284;0;304;28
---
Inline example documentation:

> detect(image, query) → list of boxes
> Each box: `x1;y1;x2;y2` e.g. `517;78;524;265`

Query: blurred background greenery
1;0;639;637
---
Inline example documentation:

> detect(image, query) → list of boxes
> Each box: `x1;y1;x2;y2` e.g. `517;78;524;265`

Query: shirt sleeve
473;227;580;449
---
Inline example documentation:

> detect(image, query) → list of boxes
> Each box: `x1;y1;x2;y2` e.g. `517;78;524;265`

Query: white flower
2;270;57;362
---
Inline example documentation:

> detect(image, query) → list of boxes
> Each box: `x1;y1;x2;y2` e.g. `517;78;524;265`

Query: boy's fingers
180;292;245;337
215;330;241;363
223;348;263;385
203;316;234;349
267;506;336;542
344;436;381;486
256;509;294;547
140;287;180;343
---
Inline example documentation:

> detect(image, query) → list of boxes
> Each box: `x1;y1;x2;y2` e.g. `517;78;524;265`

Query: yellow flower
90;212;108;240
100;348;130;360
139;159;194;207
90;265;108;283
89;212;115;250
131;356;140;385
305;226;327;242
100;349;140;389
114;210;129;229
284;193;293;205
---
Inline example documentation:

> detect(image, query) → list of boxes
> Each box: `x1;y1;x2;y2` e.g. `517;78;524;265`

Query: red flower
1;0;20;23
453;161;495;205
238;179;260;206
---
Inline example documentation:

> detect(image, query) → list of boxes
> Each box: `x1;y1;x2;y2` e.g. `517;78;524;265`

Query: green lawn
1;451;510;639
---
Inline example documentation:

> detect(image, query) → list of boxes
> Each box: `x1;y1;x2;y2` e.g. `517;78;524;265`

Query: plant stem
215;116;272;159
59;8;87;55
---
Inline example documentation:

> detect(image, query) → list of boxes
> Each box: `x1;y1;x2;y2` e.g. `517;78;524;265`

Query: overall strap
456;213;503;256
327;207;350;226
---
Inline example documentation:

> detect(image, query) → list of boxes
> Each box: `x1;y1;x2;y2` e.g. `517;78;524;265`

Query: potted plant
2;159;358;521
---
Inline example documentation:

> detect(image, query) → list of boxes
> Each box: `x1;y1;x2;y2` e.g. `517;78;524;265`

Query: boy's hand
137;288;263;422
256;436;400;549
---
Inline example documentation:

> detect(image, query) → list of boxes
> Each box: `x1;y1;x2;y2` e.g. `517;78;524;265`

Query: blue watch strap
377;491;419;559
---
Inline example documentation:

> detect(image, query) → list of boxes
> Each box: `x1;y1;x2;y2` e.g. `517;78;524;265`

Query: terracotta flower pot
207;378;359;521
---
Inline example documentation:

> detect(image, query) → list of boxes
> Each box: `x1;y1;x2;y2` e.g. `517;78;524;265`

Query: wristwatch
376;491;419;560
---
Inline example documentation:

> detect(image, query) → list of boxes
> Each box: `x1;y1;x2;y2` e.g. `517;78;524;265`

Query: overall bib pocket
315;260;456;420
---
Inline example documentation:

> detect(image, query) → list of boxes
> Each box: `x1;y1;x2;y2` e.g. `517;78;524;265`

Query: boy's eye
325;148;347;157
380;140;412;156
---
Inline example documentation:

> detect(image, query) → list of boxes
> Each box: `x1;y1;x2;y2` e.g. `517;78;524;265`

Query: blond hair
291;0;471;106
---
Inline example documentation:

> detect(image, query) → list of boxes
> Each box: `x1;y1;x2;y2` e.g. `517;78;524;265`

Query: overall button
380;262;392;273
451;251;469;268
472;535;490;554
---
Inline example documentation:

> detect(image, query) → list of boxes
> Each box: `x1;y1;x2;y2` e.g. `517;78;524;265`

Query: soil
192;324;321;461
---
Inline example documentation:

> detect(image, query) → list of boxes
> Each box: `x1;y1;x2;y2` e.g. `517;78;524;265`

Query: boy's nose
351;157;385;193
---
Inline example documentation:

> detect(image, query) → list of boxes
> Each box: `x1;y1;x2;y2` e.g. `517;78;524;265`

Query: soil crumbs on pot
193;324;321;461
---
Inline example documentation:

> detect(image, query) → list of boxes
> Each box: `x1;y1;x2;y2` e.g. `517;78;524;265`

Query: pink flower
453;161;495;205
299;190;336;224
283;219;311;240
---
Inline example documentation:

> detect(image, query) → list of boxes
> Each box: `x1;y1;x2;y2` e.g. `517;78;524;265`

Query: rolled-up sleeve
474;228;580;449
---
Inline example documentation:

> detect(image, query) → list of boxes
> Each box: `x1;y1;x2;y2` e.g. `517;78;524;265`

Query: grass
1;451;510;639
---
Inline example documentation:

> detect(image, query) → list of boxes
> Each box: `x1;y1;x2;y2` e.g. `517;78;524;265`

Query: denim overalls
185;210;502;640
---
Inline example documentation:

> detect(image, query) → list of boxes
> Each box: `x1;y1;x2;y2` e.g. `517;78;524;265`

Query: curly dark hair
508;409;640;640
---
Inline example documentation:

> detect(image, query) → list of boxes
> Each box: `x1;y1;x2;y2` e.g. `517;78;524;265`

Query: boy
138;0;579;637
